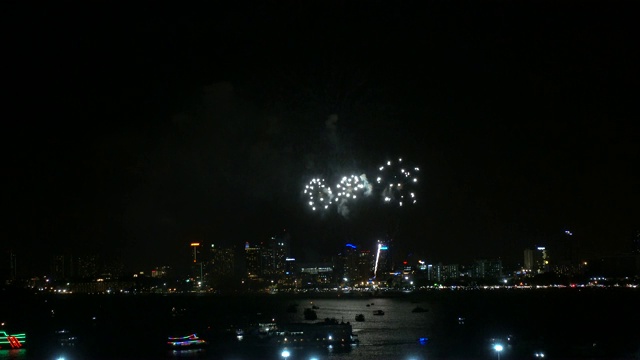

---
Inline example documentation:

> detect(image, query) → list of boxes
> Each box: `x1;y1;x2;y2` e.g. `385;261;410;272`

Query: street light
494;344;504;360
281;349;290;359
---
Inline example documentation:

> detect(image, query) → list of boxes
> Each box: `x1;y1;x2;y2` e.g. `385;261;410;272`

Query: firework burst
335;174;372;202
302;173;374;216
376;157;419;207
303;177;334;211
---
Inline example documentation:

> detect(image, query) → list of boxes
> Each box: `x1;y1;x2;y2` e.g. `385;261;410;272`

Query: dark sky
3;1;639;274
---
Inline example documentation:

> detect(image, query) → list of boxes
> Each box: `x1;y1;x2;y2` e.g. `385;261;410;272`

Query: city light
494;344;504;360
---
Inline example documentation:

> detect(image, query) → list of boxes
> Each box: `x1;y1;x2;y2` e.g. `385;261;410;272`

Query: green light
0;331;26;349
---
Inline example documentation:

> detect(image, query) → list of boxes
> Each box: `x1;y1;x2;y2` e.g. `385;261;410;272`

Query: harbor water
1;288;639;359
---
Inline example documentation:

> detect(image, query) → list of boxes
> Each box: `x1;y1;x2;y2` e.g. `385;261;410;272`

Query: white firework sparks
335;174;371;201
376;157;419;207
302;173;373;216
303;178;334;211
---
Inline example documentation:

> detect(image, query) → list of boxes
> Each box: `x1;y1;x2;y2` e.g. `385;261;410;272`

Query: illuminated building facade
524;247;550;274
335;243;359;285
50;254;72;280
77;255;98;279
244;242;261;279
151;266;171;278
439;263;460;282
472;259;503;279
209;244;235;287
260;231;291;278
299;262;334;288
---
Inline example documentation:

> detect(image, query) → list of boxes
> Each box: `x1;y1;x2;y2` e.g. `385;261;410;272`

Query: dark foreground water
1;288;639;360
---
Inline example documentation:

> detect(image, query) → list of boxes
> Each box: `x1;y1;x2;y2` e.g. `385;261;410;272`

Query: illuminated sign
0;331;26;349
190;242;200;247
345;243;356;249
380;246;388;250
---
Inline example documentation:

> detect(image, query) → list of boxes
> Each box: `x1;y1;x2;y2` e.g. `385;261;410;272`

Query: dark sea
1;288;639;360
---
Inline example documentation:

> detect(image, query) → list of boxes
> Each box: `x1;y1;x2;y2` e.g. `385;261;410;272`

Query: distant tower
190;242;200;263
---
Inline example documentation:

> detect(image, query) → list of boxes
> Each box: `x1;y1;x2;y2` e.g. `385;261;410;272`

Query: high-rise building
472;259;503;279
335;243;359;285
260;231;291;278
51;254;68;280
552;230;580;275
245;242;261;279
210;244;235;278
441;264;460;282
356;249;373;282
77;254;98;279
524;247;550;274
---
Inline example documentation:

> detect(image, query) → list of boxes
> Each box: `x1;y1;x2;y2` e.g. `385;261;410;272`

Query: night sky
3;1;639;275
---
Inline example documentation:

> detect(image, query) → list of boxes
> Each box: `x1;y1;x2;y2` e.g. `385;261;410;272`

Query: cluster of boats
353;303;428;321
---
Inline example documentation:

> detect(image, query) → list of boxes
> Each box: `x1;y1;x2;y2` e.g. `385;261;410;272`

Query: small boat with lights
166;333;208;349
0;330;26;349
270;318;359;347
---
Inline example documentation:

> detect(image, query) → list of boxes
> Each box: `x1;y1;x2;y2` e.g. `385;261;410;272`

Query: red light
7;336;21;349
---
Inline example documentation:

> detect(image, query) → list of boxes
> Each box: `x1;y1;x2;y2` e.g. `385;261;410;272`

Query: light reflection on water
0;349;26;360
282;298;435;360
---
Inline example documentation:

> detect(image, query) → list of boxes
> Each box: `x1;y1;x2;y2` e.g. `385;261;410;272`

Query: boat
271;318;359;346
355;314;365;322
166;333;208;349
412;306;429;313
373;310;385;316
0;330;26;349
55;329;78;346
304;308;318;320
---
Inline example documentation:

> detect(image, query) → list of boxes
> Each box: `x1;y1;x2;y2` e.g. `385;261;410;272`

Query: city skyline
3;1;638;275
5;228;638;281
